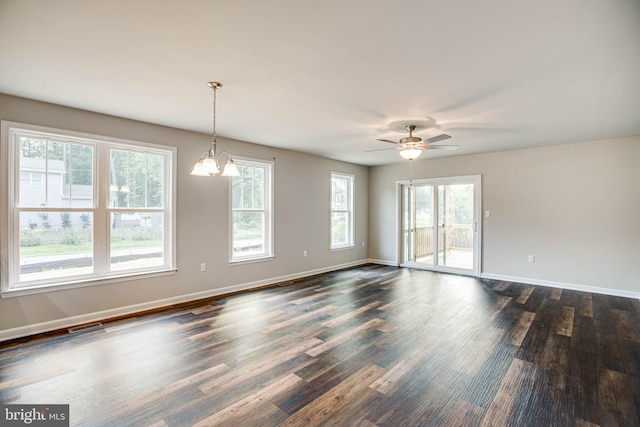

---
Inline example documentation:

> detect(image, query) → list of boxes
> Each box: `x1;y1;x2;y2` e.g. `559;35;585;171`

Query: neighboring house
19;157;119;229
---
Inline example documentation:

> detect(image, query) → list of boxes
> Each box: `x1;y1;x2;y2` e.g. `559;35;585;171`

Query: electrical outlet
362;241;366;247
528;255;535;263
303;250;308;257
200;263;207;272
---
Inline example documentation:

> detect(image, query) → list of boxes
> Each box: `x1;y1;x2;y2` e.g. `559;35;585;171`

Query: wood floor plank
276;342;385;414
490;296;513;320
492;281;510;292
278;364;385;427
515;285;535;304
436;399;486;427
612;308;640;342
321;301;382;328
369;341;432;396
188;308;286;341
1;265;638;426
261;304;338;334
571;313;598;353
578;293;594;318
193;373;302;426
198;337;321;395
80;363;231;425
555;306;575;337
540;331;570;390
598;368;640;426
567;349;600;424
480;358;537;426
306;318;384;357
550;288;563;301
508;311;536;346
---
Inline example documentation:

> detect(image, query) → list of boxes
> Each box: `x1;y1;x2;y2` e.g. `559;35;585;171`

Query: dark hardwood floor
1;265;639;426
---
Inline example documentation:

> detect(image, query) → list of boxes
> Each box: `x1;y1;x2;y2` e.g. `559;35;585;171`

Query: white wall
369;137;640;296
0;94;369;339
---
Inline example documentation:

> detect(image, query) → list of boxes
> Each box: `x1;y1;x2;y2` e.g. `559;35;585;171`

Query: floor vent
68;322;103;334
277;281;295;287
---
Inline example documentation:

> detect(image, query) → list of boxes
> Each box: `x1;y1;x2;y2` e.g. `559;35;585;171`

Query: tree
110;149;164;208
60;212;71;229
80;213;91;229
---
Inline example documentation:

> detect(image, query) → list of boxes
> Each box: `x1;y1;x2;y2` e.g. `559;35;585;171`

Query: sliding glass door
401;175;481;276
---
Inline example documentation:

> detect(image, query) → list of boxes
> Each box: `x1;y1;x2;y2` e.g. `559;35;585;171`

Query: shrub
62;229;81;245
20;229;42;247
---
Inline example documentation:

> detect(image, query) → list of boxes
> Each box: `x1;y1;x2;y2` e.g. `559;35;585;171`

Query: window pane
46;141;68;207
31;172;44;186
110;149;130;208
331;177;348;210
19;212;94;283
330;173;353;248
18;138;47;207
233;165;264;210
19;138;94;208
128;151;146;208
232;212;264;257
110;212;164;271
69;144;94;207
110;150;164;208
147;153;164;208
331;212;349;246
20;172;31;186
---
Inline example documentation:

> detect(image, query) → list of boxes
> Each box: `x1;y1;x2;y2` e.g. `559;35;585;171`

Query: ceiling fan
369;124;457;160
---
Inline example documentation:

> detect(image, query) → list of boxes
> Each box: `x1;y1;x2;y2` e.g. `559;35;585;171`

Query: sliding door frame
396;174;482;277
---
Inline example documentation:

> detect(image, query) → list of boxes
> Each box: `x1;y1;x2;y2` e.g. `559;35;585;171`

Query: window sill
0;269;178;298
330;245;355;252
229;255;275;266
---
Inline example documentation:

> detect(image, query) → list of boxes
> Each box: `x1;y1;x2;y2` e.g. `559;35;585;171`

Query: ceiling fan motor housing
400;136;422;144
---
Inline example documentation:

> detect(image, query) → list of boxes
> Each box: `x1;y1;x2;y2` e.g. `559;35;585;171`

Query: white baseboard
368;258;398;267
0;259;369;343
480;273;640;300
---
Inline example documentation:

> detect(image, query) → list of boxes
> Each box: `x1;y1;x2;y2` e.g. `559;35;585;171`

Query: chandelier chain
212;84;217;144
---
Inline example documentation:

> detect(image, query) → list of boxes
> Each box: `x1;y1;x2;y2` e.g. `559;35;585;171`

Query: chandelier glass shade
191;81;240;177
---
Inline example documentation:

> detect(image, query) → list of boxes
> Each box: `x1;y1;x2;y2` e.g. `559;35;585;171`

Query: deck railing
414;224;473;258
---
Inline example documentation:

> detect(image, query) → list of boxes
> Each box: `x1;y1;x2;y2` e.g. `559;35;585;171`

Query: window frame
330;171;355;250
0;121;177;297
228;157;274;264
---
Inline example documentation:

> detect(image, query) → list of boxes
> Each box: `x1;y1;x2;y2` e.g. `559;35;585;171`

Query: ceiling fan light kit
374;124;457;160
399;148;422;160
191;81;240;177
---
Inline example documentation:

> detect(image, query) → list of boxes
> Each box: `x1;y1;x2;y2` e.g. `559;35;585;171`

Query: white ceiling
1;0;639;166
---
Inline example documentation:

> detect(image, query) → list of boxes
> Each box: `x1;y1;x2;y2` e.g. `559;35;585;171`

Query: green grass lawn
21;239;163;257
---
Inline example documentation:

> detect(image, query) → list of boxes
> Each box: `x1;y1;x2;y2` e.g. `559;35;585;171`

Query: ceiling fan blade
376;139;401;145
425;145;458;150
365;147;399;152
423;134;451;144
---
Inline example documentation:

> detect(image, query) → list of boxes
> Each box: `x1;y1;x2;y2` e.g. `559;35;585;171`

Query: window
230;158;273;262
330;172;354;249
1;122;176;295
20;172;44;187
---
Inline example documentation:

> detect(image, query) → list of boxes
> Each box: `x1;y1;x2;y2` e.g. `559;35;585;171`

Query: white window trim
330;171;355;250
0;121;177;297
228;156;274;264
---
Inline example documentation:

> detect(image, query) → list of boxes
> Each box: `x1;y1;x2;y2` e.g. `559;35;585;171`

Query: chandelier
190;82;240;177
